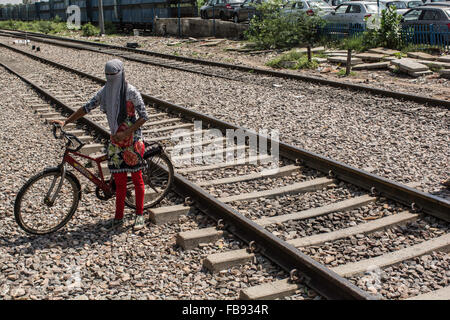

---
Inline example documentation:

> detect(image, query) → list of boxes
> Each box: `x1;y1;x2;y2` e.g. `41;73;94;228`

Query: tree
245;0;325;50
377;7;403;49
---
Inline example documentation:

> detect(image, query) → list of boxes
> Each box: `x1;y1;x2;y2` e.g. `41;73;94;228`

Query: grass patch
0;19;69;35
429;65;443;72
0;19;121;37
266;50;320;70
393;52;406;58
337;69;357;77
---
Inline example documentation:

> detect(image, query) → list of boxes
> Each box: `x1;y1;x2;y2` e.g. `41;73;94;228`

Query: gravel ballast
1;40;447;200
349;251;449;299
0;66;300;300
1;42;448;301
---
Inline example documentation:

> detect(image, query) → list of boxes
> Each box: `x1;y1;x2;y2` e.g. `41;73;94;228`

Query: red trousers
114;171;145;220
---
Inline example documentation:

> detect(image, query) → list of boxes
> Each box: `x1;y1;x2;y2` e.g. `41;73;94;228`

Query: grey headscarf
103;59;127;135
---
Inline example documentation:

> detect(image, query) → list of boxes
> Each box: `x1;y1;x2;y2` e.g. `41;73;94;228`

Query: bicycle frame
62;148;112;195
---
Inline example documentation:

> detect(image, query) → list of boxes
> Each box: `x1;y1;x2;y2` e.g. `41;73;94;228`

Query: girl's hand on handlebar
112;131;129;142
50;119;66;127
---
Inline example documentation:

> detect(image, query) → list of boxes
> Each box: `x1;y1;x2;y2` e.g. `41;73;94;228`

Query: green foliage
393;51;406;58
429;65;442;72
266;50;319;69
323;7;404;52
37;20;53;34
53;15;62;23
0;18;68;34
244;0;325;49
81;23;100;37
104;21;117;35
197;0;207;8
377;7;403;49
337;69;356;77
340;35;365;52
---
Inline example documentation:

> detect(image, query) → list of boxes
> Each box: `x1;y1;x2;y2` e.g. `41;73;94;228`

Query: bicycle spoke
16;172;78;234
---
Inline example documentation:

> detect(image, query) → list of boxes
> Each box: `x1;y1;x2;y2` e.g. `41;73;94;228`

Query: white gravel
1;41;447;301
5;38;448;200
0;65;305;300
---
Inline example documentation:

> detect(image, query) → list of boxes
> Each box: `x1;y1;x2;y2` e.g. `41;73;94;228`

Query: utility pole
98;0;105;35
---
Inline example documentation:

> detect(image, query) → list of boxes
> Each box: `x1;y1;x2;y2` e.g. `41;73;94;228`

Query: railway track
1;28;449;108
0;40;449;300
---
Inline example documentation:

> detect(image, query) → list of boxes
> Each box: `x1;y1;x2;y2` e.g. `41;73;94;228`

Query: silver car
325;0;350;8
379;0;409;14
323;1;380;25
282;0;335;16
402;4;450;28
401;0;425;8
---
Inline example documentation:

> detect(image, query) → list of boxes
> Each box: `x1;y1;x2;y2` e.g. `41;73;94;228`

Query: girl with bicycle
52;59;149;230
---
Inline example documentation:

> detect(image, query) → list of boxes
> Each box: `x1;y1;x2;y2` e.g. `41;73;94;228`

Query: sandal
133;215;145;231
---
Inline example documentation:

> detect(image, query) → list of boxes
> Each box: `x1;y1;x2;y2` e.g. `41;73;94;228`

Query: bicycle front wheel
14;169;81;235
125;152;174;210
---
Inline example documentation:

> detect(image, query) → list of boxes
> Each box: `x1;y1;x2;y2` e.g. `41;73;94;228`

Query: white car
324;0;350;8
422;0;450;4
401;0;425;8
282;0;335;16
378;0;422;14
323;1;380;25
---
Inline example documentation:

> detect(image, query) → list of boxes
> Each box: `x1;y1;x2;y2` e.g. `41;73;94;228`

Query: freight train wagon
0;0;197;31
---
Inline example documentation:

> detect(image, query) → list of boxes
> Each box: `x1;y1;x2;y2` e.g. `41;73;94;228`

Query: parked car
282;0;335;16
323;1;380;25
232;0;266;23
422;1;450;6
422;0;450;4
401;4;450;29
402;0;427;9
378;0;408;14
325;0;350;8
359;0;423;12
200;0;245;20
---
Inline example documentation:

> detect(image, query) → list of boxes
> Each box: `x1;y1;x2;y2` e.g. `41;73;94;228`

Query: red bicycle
14;124;174;235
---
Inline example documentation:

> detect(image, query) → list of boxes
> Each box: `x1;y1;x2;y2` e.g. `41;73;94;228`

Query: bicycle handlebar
52;123;85;153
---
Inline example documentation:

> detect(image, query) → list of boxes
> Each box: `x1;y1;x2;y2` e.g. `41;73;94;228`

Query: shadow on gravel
0;218;127;253
428;186;450;200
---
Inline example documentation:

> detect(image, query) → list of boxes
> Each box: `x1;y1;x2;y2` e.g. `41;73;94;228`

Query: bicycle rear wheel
14;169;81;235
125;152;174;209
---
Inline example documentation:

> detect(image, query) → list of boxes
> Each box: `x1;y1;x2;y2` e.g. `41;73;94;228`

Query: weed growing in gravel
0;18;67;35
81;23;100;37
429;65;443;72
266;50;319;69
337;69;356;77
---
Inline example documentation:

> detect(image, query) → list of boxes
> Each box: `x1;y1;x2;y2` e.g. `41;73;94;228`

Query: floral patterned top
83;84;149;173
82;84;149;139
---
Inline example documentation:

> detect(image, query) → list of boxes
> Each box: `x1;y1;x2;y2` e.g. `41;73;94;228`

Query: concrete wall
154;17;248;39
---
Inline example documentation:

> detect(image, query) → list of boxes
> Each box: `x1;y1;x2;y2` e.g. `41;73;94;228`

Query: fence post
213;5;216;38
346;48;352;76
178;0;181;38
430;24;434;47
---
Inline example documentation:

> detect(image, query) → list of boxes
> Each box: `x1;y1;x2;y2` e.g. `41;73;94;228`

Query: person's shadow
0;218;134;254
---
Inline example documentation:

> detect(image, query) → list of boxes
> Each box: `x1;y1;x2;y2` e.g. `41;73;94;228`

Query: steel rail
2;40;448;222
0;50;375;301
1;29;449;109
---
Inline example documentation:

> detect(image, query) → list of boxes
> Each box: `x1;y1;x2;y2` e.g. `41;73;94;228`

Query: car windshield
227;0;243;3
407;1;422;8
446;9;450;16
331;0;347;5
365;4;379;12
308;0;331;8
387;1;407;9
403;8;421;20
